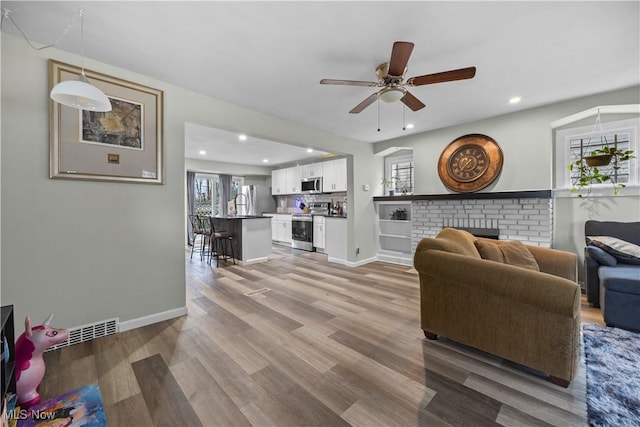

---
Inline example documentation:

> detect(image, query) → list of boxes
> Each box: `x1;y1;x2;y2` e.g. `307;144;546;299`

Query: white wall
1;34;379;328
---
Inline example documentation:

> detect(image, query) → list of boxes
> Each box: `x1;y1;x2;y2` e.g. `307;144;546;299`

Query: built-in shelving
375;201;412;265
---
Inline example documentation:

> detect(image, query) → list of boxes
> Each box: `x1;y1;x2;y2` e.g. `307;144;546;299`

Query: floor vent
47;318;119;351
244;288;271;297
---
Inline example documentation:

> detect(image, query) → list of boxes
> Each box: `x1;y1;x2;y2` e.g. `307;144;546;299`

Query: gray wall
375;86;640;283
1;33;378;328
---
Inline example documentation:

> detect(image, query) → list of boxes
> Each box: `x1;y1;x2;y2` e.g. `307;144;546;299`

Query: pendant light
49;10;112;111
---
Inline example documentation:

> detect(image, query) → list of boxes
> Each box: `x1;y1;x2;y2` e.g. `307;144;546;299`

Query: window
194;174;215;216
555;117;639;194
194;174;245;216
385;152;414;194
568;132;632;185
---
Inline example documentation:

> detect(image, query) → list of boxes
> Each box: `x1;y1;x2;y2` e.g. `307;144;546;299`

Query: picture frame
49;60;164;184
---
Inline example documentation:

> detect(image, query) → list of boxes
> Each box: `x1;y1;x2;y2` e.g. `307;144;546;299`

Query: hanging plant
569;141;635;197
567;110;635;197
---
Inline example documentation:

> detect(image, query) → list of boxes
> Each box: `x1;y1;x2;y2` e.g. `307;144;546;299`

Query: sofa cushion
474;239;540;271
499;241;540;271
474;239;505;262
587;236;640;266
599;266;640;294
586;245;618;267
435;228;481;258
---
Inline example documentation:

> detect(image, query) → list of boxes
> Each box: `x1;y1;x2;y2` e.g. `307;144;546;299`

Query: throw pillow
474;239;505;263
499;240;540;271
586;236;640;266
586;245;618;267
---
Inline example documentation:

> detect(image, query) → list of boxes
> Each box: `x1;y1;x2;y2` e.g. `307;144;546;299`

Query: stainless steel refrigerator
235;185;276;216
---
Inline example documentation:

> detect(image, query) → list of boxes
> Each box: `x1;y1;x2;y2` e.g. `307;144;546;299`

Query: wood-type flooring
41;245;603;426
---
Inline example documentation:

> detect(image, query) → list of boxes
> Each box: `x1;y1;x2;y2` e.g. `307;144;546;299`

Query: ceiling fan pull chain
402;104;406;131
377;99;381;132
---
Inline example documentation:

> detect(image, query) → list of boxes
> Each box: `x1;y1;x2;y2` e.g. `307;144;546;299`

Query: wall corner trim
118;306;188;332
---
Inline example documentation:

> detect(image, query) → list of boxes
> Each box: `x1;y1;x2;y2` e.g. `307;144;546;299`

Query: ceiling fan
320;41;476;114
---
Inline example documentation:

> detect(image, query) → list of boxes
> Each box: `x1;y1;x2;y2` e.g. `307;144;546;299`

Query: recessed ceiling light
199;150;206;155
262;158;269;163
509;96;521;104
306;148;313;153
406;123;415;129
238;134;247;141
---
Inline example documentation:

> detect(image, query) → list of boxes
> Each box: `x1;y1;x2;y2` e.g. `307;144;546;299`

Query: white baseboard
240;256;269;265
376;253;414;266
118;306;188;332
327;256;377;267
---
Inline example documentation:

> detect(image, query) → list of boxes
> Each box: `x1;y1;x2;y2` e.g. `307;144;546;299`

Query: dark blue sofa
585;220;640;332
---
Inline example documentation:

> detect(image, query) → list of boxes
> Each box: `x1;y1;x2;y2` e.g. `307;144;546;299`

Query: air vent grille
47;318;119;351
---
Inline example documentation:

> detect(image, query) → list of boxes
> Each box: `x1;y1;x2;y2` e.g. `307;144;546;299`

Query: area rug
582;323;640;427
16;384;106;426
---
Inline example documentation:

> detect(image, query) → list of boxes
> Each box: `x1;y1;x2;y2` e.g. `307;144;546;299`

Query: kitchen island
210;215;272;265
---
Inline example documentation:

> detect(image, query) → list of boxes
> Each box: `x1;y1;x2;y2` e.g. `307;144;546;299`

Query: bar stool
208;217;236;266
189;215;206;260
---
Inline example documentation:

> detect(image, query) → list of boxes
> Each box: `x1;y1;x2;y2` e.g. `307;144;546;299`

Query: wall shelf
2;305;16;417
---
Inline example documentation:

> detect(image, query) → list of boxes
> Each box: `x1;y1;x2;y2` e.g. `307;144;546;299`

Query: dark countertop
263;212;347;218
211;215;272;220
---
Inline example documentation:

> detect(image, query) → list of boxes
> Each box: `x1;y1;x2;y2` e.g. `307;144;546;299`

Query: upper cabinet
286;166;302;194
323;158;347;193
302;162;323;179
271;168;287;195
272;158;346;195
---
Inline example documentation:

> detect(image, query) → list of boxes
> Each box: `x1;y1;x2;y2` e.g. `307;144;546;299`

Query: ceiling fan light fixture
378;87;405;103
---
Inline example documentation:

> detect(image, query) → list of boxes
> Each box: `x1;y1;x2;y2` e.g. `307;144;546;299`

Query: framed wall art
49;60;164;184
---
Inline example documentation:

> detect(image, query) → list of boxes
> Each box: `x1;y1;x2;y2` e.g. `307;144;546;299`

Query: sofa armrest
584;250;601;306
526;246;577;282
415;249;581;318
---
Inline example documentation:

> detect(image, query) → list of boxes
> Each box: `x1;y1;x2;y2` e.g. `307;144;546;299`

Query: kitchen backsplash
275;192;347;214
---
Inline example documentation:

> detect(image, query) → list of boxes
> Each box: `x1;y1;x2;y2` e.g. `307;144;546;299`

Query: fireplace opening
451;227;499;240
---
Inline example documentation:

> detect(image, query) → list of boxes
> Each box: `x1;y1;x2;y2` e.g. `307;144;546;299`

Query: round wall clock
438;134;503;193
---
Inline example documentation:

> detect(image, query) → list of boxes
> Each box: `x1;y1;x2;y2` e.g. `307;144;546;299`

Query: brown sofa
414;228;581;387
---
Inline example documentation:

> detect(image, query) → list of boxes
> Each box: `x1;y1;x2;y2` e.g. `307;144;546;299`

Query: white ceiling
184;122;330;166
2;1;639;166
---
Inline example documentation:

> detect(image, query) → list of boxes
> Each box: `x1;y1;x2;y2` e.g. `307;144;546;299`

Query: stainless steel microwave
301;178;322;193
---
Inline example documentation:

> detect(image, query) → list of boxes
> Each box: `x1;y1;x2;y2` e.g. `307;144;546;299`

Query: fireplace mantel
373;189;552;202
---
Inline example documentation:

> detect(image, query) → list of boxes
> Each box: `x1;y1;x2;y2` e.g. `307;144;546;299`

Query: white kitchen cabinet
273;214;292;244
313;215;325;251
286;166;302;194
322;158;347;192
271;169;287;195
302;163;323;179
263;214;277;241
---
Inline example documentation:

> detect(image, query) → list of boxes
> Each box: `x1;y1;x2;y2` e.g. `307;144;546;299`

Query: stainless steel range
291;214;313;251
291;203;330;251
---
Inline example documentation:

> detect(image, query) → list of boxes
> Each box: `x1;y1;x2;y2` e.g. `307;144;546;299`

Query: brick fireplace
409;191;553;254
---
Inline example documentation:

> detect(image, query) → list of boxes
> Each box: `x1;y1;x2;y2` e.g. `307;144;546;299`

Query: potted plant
568;145;635;197
380;176;403;196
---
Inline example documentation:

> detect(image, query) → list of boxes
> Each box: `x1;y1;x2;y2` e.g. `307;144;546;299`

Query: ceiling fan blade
320;79;377;87
388;41;414;77
349;93;378;114
408;67;477;86
401;91;426;111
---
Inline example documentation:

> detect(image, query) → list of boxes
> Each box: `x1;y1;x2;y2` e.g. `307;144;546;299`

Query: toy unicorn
15;315;68;408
